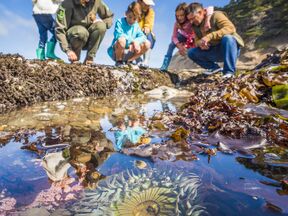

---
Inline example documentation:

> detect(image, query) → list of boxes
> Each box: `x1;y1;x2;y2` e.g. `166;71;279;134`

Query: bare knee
142;40;151;52
115;37;126;49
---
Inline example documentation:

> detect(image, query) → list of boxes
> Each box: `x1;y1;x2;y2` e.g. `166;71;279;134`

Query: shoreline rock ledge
0;54;173;114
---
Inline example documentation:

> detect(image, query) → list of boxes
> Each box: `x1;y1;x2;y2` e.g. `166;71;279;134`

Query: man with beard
186;2;244;78
160;3;213;72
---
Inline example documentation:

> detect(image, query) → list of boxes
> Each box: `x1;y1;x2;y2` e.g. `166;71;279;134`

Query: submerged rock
144;86;192;100
41;151;71;182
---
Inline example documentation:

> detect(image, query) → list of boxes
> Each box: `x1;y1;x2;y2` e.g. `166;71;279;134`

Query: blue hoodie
107;17;147;59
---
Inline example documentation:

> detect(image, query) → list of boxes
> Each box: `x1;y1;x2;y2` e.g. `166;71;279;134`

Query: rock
134;160;147;169
144;86;192;100
0;54;172;114
19;207;50;216
168;52;201;74
75;152;92;164
41;152;71;182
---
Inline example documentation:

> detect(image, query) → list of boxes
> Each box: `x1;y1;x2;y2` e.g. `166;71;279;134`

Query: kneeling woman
108;1;151;67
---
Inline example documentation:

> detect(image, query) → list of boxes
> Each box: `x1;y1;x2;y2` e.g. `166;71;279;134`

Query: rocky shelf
0;54;173;114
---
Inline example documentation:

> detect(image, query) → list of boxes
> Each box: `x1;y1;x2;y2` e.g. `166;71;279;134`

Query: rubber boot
36;47;45;61
46;41;60;60
160;55;172;72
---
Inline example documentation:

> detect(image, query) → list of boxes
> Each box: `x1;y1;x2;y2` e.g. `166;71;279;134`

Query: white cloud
0;21;8;36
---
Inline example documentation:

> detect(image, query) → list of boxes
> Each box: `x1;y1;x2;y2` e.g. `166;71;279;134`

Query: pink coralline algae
0;197;17;214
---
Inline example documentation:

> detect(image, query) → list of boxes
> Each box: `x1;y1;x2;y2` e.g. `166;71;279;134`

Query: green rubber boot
46;41;60;60
36;47;45;61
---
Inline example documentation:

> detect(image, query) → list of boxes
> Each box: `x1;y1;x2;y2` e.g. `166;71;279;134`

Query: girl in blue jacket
108;1;151;66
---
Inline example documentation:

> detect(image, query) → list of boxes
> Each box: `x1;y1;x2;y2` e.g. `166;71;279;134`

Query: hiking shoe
139;63;149;69
222;73;234;79
115;61;126;67
203;67;223;75
127;61;140;70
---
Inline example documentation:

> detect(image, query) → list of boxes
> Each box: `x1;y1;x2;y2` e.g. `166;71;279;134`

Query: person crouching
107;1;151;67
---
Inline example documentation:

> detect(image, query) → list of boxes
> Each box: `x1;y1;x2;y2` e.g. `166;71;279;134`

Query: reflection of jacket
55;0;114;53
32;0;63;14
193;11;244;47
114;126;147;151
108;17;147;59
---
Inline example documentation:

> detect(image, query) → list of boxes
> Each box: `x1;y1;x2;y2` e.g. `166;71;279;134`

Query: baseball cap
142;0;155;6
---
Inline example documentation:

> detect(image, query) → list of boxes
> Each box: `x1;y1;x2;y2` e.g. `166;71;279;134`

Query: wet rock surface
0;54;172;114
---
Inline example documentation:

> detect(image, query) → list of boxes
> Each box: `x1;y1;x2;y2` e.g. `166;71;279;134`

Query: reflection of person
55;0;114;65
160;3;214;72
107;2;150;67
32;0;63;61
186;3;244;78
114;117;147;151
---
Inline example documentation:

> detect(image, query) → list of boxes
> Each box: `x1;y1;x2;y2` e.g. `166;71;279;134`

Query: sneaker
127;61;140;70
203;67;223;75
115;61;126;67
222;73;234;79
139;63;149;69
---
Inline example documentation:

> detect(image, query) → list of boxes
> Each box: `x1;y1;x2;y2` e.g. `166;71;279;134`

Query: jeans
165;33;187;58
33;14;57;48
187;35;240;74
146;32;156;49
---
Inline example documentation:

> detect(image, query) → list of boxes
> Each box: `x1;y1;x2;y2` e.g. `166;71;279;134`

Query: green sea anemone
69;168;207;216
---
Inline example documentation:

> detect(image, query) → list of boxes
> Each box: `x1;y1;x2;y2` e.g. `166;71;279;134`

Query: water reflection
112;115;149;151
0;96;287;215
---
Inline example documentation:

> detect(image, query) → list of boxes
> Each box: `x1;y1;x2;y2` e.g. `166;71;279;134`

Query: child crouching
107;1;151;67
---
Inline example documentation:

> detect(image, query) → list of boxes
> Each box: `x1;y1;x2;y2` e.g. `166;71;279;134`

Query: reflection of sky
97;152;153;176
0;132;49;201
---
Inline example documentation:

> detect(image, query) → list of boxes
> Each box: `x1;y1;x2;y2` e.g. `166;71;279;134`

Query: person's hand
177;43;187;56
199;37;210;50
67;50;78;62
203;19;211;32
132;41;141;54
143;27;150;35
93;18;103;24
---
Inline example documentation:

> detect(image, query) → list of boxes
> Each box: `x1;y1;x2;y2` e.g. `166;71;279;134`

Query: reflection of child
114;117;147;151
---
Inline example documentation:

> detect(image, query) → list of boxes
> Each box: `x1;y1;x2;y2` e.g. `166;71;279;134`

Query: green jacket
55;0;114;53
193;11;244;47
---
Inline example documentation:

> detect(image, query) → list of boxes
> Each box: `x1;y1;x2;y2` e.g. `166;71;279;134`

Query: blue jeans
33;14;57;48
188;35;240;74
165;33;187;58
146;32;156;49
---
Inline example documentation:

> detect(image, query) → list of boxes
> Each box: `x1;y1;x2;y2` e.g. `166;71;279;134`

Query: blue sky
0;0;229;67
